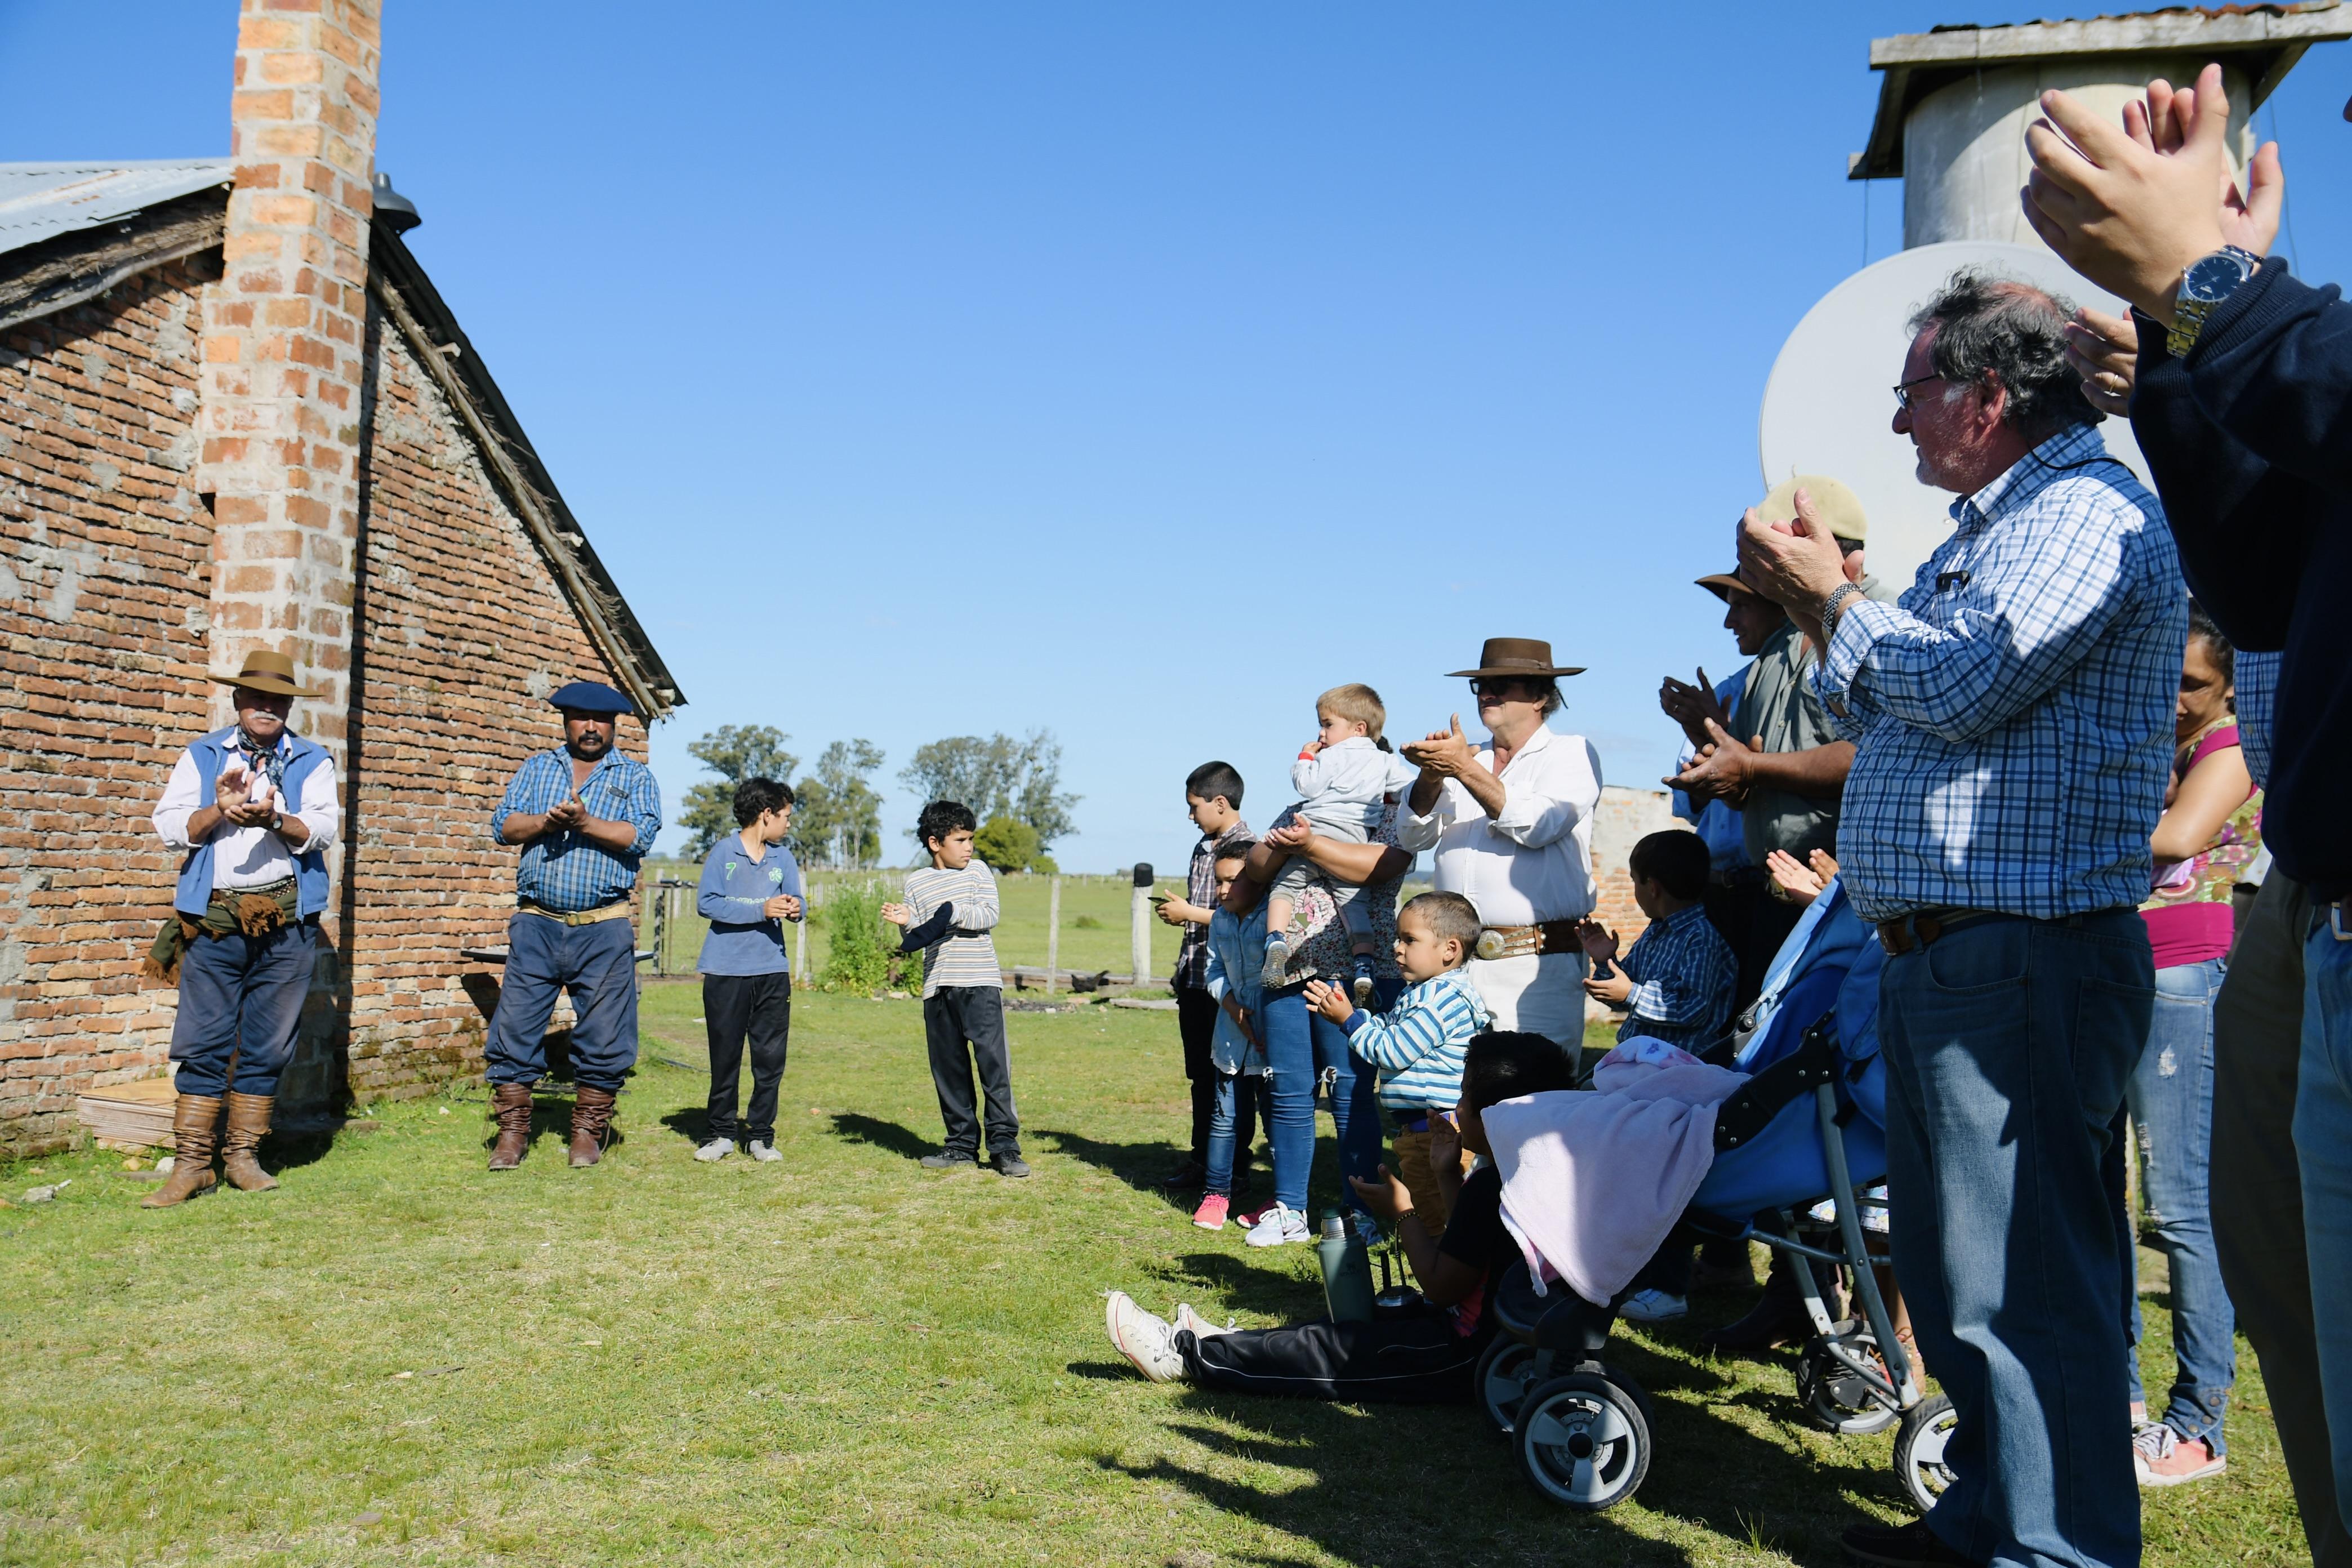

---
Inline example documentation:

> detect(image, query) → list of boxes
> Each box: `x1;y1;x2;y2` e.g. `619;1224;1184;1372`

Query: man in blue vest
484;680;662;1170
143;650;341;1209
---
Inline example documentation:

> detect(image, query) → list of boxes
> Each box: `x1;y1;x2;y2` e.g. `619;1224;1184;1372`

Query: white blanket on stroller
1484;1037;1748;1307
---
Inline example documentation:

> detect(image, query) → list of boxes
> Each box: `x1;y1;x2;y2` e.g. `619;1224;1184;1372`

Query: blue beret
549;680;634;716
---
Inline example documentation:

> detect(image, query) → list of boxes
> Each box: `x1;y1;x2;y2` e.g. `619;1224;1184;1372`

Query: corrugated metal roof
0;159;232;259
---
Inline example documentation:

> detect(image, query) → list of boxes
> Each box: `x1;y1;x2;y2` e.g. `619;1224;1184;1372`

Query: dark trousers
703;971;791;1144
1704;875;1805;1016
1178;982;1257;1168
1181;1312;1485;1402
485;911;641;1091
169;918;317;1098
925;985;1019;1158
2212;874;2352;1564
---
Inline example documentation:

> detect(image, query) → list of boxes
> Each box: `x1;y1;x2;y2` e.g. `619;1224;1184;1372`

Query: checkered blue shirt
491;747;663;913
1815;425;2183;923
1614;902;1736;1052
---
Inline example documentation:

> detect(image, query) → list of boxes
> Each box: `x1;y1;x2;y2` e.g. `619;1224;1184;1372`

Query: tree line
677;726;1079;873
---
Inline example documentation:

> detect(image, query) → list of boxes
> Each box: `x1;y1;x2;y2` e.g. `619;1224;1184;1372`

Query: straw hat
210;650;320;698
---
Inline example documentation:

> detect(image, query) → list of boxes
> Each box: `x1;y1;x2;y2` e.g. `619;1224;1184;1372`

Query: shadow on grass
827;1112;937;1162
1087;1321;1898;1566
1150;1250;1327;1325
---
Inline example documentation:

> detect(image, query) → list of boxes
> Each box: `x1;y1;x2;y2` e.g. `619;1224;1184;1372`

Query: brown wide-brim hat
209;649;321;699
1445;636;1585;680
1695;570;1779;604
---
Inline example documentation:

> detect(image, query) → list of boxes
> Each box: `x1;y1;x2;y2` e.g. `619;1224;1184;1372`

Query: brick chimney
199;0;382;761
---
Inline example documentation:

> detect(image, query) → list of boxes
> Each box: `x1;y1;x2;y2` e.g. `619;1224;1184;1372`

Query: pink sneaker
1192;1193;1231;1231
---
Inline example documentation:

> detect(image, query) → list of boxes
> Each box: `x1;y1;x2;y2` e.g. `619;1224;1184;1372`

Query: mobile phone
1148;892;1171;906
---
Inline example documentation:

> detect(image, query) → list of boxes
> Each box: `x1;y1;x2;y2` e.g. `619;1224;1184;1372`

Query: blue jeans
2296;908;2352;1527
169;919;318;1098
1879;909;2151;1568
1260;983;1388;1217
485;912;642;1091
2123;956;2234;1455
1204;1071;1269;1197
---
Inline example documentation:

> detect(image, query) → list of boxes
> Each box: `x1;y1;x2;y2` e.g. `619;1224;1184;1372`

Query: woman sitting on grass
1103;1030;1575;1401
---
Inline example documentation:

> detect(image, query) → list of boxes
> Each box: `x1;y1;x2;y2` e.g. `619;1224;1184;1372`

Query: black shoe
1841;1518;1978;1566
991;1153;1031;1179
920;1150;978;1170
1161;1159;1206;1190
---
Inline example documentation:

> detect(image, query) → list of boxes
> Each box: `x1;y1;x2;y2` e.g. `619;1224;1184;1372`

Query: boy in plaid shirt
1579;830;1735;1057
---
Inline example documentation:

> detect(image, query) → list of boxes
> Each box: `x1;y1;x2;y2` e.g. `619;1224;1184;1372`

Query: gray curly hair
1909;269;2102;447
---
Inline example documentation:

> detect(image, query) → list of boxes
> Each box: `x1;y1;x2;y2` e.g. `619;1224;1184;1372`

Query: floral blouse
1275;796;1409;987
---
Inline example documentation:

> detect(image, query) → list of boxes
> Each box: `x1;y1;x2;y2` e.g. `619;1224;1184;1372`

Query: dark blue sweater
2131;262;2352;902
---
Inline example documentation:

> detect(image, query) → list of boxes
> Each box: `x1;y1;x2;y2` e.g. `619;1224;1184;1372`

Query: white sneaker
1245;1202;1311;1248
1173;1303;1235;1339
693;1138;733;1162
1619;1288;1687;1323
746;1140;781;1163
1105;1291;1187;1382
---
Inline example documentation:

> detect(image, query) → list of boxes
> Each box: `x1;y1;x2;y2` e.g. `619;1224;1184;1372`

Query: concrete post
1129;862;1153;990
1045;875;1061;996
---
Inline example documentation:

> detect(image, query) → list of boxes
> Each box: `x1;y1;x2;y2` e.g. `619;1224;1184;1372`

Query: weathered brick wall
0;251;651;1153
0;260;221;1152
1589;783;1681;945
331;296;648;1103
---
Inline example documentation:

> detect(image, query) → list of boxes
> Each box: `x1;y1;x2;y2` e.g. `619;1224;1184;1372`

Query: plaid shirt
1613;902;1735;1053
1174;819;1251;987
491;747;663;913
1815;425;2182;923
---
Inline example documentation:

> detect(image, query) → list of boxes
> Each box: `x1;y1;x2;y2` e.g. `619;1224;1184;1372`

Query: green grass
0;988;2297;1565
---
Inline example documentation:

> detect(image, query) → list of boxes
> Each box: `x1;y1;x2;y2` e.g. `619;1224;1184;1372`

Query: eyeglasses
1892;373;1945;413
1471;679;1538;700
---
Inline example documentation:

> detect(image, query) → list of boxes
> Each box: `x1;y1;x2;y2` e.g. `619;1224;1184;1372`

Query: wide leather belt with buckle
518;900;632;928
1474;919;1583;961
1876;907;2005;956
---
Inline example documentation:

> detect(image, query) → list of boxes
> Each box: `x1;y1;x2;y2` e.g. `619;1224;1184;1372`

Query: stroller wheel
1893;1394;1959;1512
1797;1330;1900;1436
1474;1337;1542;1437
1513;1372;1651;1511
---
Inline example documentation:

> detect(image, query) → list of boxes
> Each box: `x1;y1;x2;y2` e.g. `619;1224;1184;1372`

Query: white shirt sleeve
295;753;341;856
1488;737;1600;850
1397;780;1451;853
153;751;204;850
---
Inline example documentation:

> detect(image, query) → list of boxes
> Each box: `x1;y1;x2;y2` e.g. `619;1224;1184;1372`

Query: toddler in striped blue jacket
1305;890;1490;1230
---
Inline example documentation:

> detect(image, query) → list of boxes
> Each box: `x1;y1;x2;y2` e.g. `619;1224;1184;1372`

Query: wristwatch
268;810;286;835
1820;582;1864;640
2167;246;2261;359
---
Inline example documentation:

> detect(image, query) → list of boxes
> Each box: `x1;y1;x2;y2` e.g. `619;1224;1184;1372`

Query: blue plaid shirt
1815;425;2183;923
491;747;663;913
1612;902;1736;1052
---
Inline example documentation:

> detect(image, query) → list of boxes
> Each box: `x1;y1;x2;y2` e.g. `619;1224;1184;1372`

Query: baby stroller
1469;883;1958;1513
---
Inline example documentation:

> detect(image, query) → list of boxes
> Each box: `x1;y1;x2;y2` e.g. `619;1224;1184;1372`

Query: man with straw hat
483;680;662;1171
142;649;341;1208
1399;638;1602;1048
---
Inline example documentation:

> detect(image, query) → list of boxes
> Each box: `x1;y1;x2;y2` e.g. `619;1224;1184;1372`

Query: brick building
0;1;680;1155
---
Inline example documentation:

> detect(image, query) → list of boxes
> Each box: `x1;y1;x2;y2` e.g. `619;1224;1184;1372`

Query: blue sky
6;2;2349;871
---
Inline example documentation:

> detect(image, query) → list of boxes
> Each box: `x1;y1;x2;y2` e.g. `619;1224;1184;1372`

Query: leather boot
219;1092;279;1191
1700;1254;1843;1356
141;1093;222;1208
488;1083;533;1171
569;1085;617;1168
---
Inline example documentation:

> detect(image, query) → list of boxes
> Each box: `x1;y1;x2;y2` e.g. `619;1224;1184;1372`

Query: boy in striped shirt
881;800;1026;1178
1306;890;1490;1228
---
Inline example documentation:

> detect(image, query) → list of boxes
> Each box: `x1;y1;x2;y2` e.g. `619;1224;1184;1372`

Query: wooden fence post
1045;875;1062;995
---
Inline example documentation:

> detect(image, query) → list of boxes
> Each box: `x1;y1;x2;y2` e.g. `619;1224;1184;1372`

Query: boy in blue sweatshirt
693;778;803;1163
1196;838;1267;1231
1306;890;1489;1229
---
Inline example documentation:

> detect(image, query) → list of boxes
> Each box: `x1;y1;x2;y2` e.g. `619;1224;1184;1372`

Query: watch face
2184;250;2255;302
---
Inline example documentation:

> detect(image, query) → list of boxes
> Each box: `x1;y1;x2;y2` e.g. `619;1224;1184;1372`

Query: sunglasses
1471;679;1539;701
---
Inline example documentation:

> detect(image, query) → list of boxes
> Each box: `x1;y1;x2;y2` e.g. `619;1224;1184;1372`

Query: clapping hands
1765;848;1839;907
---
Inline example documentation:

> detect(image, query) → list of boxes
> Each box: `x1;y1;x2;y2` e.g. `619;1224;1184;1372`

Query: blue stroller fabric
1689;881;1889;1219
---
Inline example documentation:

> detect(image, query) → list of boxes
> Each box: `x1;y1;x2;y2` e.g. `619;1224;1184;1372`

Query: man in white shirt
1399;638;1603;1046
141;651;341;1209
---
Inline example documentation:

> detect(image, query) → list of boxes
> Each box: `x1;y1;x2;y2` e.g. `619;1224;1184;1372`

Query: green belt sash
141;877;301;986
